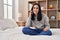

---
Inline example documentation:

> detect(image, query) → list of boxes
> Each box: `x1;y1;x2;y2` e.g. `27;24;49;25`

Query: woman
22;3;52;35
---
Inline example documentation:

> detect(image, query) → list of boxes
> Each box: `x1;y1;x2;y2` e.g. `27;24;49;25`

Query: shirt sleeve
44;15;50;29
25;16;31;27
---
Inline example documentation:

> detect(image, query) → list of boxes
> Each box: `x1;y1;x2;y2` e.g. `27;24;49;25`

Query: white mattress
0;27;60;40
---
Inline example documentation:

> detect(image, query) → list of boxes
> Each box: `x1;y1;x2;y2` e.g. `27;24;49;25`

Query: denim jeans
22;27;52;35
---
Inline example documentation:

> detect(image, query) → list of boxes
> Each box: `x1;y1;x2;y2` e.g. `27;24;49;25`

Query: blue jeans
22;27;52;35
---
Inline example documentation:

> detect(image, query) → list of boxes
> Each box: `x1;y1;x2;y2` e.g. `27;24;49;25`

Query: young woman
22;3;52;35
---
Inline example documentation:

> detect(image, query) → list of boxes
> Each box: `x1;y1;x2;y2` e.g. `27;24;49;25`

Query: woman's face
33;5;39;15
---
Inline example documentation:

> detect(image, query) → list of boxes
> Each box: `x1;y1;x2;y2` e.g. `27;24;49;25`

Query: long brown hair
31;3;42;21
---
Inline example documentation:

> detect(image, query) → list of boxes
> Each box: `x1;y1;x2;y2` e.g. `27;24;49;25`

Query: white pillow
0;19;18;30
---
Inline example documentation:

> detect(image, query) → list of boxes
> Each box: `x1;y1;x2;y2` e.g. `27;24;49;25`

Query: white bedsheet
0;27;60;40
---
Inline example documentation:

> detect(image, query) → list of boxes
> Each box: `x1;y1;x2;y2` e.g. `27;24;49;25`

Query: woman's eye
33;7;38;9
33;7;35;9
36;8;38;9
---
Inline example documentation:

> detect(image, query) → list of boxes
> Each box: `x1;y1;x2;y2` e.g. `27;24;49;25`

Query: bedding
0;19;18;30
0;27;60;40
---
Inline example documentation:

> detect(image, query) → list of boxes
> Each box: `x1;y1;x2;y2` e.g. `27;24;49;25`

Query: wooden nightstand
16;21;26;26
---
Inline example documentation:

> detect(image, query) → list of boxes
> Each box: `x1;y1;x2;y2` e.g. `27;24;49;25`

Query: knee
22;27;29;34
47;30;52;35
22;28;25;33
40;30;52;35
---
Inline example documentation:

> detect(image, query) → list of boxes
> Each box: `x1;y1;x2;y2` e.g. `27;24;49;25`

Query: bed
0;19;60;40
0;27;60;40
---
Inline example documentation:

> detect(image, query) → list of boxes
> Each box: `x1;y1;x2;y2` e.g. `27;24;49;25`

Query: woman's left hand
43;27;48;32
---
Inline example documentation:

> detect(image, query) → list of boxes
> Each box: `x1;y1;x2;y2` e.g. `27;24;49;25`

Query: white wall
13;0;28;21
19;0;28;21
12;0;15;20
0;0;4;19
14;0;19;21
